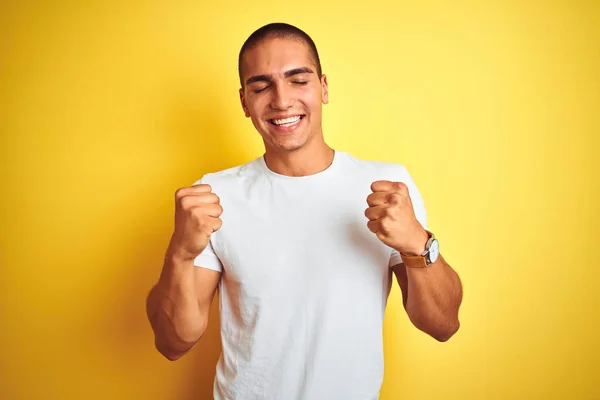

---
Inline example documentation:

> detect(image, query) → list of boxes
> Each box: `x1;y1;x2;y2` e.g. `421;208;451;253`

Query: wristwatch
400;231;440;268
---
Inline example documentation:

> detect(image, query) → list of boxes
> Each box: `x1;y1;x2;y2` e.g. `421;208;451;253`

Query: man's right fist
168;183;223;261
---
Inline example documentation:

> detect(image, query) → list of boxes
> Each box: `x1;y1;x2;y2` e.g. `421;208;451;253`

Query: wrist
159;254;195;290
399;229;429;256
167;249;197;264
166;240;201;264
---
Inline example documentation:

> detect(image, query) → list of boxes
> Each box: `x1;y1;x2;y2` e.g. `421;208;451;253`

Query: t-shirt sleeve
189;174;224;272
389;166;429;267
193;239;223;272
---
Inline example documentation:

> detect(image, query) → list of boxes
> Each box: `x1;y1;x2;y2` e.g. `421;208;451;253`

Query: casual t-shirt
193;150;428;400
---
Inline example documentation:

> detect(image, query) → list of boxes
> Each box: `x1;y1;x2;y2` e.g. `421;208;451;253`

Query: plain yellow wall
1;1;599;399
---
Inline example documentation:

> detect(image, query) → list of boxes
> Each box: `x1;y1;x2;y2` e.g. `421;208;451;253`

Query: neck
263;138;334;177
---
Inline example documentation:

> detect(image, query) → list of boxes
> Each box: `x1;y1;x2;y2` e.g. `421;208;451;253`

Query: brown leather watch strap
400;253;429;268
400;230;434;268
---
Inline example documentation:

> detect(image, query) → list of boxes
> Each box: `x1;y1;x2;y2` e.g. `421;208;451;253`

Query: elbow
407;307;461;342
433;320;460;342
155;340;193;362
149;313;208;362
153;324;206;362
162;350;185;362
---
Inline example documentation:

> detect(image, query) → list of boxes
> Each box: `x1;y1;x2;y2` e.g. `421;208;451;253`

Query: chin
262;131;309;152
276;134;311;151
268;141;303;152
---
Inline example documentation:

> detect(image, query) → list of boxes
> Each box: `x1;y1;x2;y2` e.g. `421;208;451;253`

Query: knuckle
189;206;202;219
395;182;408;193
175;187;187;199
388;193;401;203
367;221;376;232
179;196;193;210
195;214;209;229
380;218;392;231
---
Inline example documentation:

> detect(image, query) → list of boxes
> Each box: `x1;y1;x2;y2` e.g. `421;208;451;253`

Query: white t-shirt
193;150;428;400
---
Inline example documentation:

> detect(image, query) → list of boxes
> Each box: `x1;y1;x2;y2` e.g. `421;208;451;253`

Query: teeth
272;115;301;126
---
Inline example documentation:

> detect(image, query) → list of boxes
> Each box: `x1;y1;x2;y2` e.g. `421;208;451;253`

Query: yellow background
1;1;599;399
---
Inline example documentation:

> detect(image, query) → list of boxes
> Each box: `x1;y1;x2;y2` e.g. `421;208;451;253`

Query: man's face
239;38;329;153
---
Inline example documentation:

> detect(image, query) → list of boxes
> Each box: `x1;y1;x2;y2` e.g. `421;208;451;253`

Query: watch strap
401;253;429;268
400;231;435;268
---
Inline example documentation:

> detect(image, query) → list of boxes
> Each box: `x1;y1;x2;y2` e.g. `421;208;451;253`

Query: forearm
146;254;206;359
402;254;462;341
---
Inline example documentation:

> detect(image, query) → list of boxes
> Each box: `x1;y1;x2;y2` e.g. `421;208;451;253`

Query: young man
147;23;463;400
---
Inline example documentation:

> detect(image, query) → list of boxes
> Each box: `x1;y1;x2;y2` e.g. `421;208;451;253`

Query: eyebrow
245;67;314;85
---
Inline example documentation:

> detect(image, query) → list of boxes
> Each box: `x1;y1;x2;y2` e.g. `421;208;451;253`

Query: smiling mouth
269;115;305;126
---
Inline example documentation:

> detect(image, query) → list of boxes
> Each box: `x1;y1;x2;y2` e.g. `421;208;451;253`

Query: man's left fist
365;180;429;256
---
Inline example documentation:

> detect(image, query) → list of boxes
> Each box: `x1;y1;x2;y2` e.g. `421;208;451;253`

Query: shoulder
341;151;413;182
341;152;425;212
192;157;262;187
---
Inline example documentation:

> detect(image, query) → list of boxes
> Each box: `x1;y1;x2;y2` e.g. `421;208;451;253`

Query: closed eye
292;81;308;85
253;86;270;94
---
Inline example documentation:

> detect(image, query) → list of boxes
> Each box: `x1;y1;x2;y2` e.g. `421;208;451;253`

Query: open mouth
269;115;305;127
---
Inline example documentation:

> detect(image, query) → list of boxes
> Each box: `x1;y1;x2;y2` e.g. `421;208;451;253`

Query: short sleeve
193;239;223;272
389;166;429;267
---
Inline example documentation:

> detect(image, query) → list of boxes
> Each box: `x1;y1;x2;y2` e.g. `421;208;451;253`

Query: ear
239;88;251;117
321;74;329;105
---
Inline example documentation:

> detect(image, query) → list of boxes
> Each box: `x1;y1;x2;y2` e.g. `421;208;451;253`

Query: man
146;23;463;400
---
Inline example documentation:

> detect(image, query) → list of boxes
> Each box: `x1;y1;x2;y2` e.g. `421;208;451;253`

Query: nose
270;82;293;110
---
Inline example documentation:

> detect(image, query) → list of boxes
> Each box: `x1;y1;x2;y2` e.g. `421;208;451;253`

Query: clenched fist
365;180;428;256
168;184;223;261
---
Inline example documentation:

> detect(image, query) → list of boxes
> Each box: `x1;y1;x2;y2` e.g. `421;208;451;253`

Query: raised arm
146;184;223;361
365;179;462;341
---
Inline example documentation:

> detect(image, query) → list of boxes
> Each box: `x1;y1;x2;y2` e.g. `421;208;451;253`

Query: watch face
428;239;440;263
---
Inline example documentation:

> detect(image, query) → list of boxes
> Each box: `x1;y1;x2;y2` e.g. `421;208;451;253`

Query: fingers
370;181;408;194
194;202;223;218
203;215;223;233
367;185;409;207
175;184;214;199
365;205;397;236
191;214;223;239
366;192;388;207
192;209;223;235
180;200;222;217
364;205;386;221
370;180;395;192
368;192;404;207
367;216;394;239
179;192;220;210
367;218;381;234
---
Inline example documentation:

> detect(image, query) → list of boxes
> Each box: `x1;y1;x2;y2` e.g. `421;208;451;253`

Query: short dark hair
238;23;323;87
